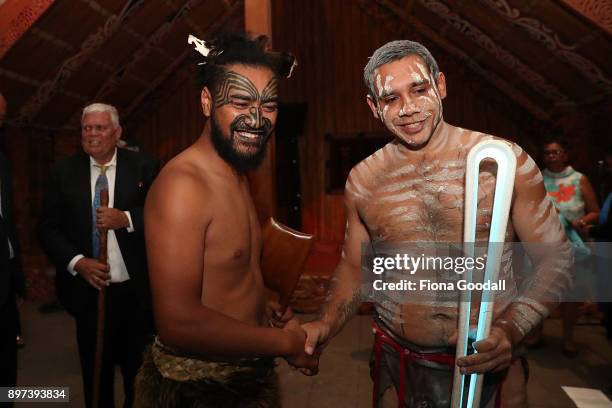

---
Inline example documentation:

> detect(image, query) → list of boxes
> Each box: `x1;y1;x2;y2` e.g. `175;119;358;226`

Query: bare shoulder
146;148;213;222
471;135;543;194
500;140;542;186
346;142;397;202
455;127;500;148
459;129;530;162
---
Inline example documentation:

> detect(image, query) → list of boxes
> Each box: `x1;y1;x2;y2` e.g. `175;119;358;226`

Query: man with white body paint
302;41;573;407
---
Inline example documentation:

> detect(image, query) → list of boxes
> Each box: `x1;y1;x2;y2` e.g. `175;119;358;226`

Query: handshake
266;302;331;376
266;301;516;378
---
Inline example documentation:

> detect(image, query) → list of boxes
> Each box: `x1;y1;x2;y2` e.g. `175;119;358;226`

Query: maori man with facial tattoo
136;33;316;407
302;41;573;407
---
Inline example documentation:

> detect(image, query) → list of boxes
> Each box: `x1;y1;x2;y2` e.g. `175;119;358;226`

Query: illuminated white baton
451;139;516;408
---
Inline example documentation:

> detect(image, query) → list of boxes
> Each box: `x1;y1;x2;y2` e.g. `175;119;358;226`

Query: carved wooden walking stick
92;189;108;408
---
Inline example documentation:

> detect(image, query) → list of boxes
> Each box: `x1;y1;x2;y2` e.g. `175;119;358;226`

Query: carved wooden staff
451;140;516;408
92;189;109;408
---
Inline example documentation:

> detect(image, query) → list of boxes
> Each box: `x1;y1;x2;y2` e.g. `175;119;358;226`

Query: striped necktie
92;165;109;258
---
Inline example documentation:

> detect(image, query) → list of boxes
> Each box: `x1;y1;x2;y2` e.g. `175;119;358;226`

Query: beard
210;113;273;172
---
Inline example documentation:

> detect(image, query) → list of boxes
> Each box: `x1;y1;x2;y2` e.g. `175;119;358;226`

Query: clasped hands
273;306;514;377
266;301;322;375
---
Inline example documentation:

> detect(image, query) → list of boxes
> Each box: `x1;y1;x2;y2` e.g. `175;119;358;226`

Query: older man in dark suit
39;103;159;408
0;93;26;408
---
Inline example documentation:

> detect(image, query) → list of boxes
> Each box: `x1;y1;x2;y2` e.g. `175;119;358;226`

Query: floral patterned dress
543;166;585;223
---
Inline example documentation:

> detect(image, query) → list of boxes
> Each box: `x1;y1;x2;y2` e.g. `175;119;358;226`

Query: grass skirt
134;338;279;408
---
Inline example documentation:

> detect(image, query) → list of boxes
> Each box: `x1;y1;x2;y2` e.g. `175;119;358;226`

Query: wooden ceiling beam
478;0;612;94
0;0;55;59
79;0;174;59
59;0;207;129
29;26;74;52
0;67;88;102
162;0;208;38
558;0;612;35
121;0;243;123
415;0;575;107
437;0;464;40
361;0;550;119
28;26;149;88
14;0;144;124
404;0;417;15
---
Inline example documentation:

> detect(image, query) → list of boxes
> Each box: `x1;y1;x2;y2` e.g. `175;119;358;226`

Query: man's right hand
74;258;110;290
283;318;320;375
301;320;331;356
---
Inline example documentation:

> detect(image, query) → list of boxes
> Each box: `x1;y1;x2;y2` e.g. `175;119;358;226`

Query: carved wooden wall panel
0;0;55;59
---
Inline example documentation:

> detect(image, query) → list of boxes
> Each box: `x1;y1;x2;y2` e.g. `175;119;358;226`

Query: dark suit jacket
0;153;25;307
38;149;160;315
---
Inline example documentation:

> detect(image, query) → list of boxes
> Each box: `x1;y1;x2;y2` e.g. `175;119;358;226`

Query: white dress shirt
67;149;133;282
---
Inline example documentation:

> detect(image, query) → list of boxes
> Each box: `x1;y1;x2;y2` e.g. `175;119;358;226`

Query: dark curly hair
541;134;570;152
193;32;296;93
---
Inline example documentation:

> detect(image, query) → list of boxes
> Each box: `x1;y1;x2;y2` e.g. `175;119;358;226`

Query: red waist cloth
371;319;502;408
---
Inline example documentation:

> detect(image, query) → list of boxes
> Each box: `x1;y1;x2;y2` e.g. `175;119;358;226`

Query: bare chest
361;160;500;242
200;180;265;324
205;183;262;269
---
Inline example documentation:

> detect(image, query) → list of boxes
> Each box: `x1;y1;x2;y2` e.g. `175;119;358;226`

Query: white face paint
411;71;424;83
379;75;395;120
372;55;446;148
382;105;389;121
415;62;428;77
376;73;384;97
383;75;394;94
